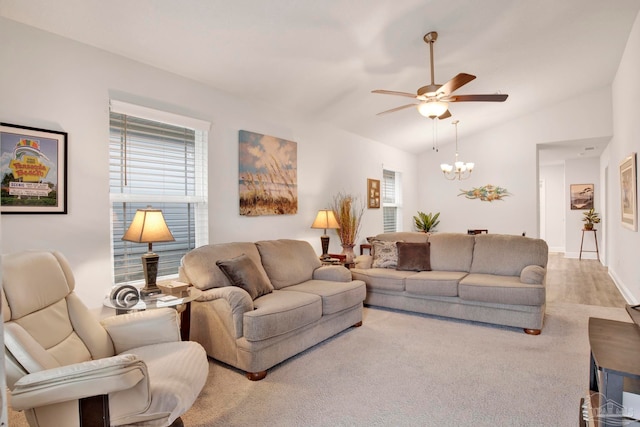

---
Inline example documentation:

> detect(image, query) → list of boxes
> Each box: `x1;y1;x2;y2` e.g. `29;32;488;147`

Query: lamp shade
417;101;448;118
311;209;340;230
122;208;175;244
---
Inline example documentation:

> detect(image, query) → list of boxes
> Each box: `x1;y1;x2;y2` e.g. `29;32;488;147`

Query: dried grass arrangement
330;192;365;246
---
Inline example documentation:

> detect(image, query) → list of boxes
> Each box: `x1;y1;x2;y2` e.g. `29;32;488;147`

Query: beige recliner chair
2;250;209;427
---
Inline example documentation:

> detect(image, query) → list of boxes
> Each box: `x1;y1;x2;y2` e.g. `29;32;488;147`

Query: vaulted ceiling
1;0;639;159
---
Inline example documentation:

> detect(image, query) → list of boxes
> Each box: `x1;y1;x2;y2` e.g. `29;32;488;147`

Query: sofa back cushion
470;234;548;276
373;232;429;243
256;239;322;289
428;233;475;272
180;242;271;291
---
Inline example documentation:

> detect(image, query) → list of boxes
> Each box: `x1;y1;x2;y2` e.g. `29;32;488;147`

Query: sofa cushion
428;233;475;272
458;274;545;306
470;234;548;276
216;254;273;300
404;271;466;297
180;242;271;291
243;290;322;341
371;240;399;268
282;280;366;315
350;268;412;292
396;242;431;271
256;240;322;289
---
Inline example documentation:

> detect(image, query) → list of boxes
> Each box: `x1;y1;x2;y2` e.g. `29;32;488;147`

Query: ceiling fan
372;31;508;120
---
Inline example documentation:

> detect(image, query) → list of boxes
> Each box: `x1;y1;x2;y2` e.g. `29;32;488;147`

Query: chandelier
440;120;474;180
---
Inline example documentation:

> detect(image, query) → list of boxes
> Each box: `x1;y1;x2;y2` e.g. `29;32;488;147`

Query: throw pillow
216;253;273;300
371;240;400;268
396;242;431;271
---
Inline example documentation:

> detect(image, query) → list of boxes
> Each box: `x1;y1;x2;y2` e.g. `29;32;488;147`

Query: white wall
417;86;613;237
608;10;640;303
0;18;419;311
539;164;565;251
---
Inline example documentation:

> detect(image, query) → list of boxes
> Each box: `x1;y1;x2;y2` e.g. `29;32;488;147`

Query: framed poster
238;130;297;216
569;184;594;210
1;123;67;214
367;178;380;208
620;153;637;231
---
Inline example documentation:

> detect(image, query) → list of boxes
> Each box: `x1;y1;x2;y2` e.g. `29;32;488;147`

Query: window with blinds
109;103;208;284
382;169;401;233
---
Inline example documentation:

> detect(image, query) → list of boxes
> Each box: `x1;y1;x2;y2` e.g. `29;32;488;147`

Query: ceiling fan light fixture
417;101;448;118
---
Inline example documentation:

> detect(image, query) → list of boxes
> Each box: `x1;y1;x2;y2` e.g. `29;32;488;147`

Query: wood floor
545;252;627;307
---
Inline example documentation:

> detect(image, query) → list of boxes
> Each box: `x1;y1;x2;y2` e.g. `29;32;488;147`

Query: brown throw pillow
396;242;431;271
216;254;273;300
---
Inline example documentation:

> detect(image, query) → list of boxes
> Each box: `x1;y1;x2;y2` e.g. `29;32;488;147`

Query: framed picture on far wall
0;123;68;214
620;153;637;231
569;183;594;210
367;178;380;208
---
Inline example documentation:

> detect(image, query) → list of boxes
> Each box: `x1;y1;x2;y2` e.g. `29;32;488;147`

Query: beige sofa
351;232;549;334
179;239;366;380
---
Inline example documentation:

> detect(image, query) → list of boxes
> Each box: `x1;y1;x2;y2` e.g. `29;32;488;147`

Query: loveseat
351;232;549;334
178;239;366;380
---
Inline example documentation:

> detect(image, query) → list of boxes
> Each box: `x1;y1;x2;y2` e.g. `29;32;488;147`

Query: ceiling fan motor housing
418;84;442;97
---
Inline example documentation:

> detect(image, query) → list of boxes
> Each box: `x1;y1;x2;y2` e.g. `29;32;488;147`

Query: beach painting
239;130;297;216
570;183;594;210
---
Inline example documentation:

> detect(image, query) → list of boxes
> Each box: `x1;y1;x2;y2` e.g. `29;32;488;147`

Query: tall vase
341;244;356;264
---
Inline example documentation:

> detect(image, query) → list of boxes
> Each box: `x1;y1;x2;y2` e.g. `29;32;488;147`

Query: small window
382;169;401;232
109;101;209;284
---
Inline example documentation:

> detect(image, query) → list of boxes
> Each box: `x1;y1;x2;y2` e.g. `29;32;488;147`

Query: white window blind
383;169;400;233
109;101;209;284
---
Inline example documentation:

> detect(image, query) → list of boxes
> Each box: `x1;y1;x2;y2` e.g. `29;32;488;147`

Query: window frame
109;100;209;285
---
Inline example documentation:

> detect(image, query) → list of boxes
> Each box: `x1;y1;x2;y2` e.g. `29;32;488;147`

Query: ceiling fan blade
376;104;417;116
449;94;509;102
438;73;476;96
437;110;452;120
372;89;417;99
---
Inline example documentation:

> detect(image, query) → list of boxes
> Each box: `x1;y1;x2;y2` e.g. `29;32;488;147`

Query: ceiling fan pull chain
432;119;439;152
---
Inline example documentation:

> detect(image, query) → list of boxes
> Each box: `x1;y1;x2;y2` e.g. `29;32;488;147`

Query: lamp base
140;252;162;297
140;285;162;298
320;235;331;260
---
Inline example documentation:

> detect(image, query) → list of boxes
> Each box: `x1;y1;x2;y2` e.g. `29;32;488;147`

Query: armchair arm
10;354;148;411
313;265;351;282
101;308;181;354
197;286;253;339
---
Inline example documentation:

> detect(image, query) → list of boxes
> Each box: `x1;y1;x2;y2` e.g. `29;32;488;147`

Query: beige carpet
8;302;630;426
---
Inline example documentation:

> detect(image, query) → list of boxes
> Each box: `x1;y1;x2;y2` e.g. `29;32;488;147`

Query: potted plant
582;208;601;230
413;211;440;232
330;192;365;263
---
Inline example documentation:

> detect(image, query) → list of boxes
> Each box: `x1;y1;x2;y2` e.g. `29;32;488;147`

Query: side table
103;287;201;341
581;316;640;426
579;228;600;261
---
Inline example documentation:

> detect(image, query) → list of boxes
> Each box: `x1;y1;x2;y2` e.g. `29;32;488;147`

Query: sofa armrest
520;265;546;285
313;265;351;282
10;354;148;411
354;254;373;269
198;286;254;338
101;308;181;354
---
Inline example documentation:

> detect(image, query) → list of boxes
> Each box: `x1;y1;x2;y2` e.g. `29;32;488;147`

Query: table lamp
122;207;175;296
311;209;340;260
